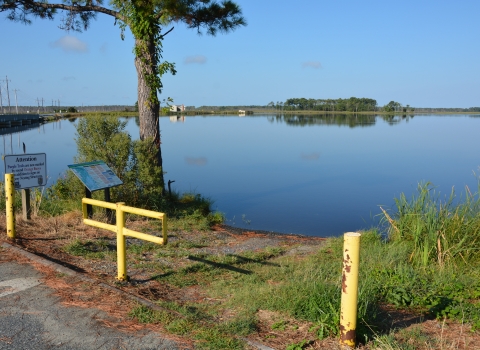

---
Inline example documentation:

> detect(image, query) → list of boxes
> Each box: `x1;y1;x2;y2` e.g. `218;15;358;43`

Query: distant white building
170;104;186;112
169;116;185;123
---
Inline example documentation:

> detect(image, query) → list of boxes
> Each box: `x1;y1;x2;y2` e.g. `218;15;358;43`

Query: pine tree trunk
134;36;165;193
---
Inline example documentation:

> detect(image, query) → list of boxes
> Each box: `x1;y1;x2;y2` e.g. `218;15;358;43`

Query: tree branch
1;0;123;21
34;1;121;20
159;26;174;40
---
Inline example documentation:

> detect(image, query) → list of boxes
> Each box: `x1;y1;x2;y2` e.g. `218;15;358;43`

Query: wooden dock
0;114;42;128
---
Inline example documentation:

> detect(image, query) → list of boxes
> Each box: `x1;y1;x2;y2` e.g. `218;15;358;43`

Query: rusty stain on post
340;232;361;348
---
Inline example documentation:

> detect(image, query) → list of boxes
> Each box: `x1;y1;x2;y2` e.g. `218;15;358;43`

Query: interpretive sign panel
4;153;47;189
68;161;123;192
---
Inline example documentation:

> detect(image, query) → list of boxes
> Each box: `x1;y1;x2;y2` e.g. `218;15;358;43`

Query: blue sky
1;0;479;108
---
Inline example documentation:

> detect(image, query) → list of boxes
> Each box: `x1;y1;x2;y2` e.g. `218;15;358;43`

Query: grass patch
63;239;115;260
128;305;174;324
127;241;159;255
128;303;247;349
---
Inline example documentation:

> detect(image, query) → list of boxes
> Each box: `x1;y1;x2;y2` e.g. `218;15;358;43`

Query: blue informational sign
68;161;123;192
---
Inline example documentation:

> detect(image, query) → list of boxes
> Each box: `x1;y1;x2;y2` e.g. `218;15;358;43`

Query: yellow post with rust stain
340;232;361;348
116;202;127;281
5;174;16;239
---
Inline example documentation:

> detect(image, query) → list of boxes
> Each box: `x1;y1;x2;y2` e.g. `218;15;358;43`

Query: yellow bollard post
162;215;168;244
116;202;127;281
5;174;16;239
340;232;361;348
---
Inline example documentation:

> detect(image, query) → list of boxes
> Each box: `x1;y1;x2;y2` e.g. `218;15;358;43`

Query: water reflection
185;157;208;166
300;153;321;161
269;114;377;127
380;114;415;125
166;114;421;128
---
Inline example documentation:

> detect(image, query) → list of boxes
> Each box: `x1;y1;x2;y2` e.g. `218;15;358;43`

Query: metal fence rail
81;198;167;280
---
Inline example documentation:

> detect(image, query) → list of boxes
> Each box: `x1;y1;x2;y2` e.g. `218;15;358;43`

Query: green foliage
382;181;480;267
271;320;287;331
383;100;402;112
286;340;310;350
75;115;133;183
46;171;85;203
284;97;378;112
373;265;480;326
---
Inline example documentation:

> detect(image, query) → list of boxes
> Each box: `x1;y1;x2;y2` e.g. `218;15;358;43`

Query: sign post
68;161;123;223
4;153;47;220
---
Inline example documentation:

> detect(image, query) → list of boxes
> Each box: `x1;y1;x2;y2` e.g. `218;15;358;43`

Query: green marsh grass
382;181;480;267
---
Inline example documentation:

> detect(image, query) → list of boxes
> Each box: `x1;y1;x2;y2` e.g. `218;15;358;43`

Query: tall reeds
381;182;480;268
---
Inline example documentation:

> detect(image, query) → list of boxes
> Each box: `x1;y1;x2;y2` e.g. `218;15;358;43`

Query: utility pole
13;89;19;114
5;76;11;113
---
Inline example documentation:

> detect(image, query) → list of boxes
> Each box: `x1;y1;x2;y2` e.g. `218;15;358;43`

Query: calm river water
2;114;480;237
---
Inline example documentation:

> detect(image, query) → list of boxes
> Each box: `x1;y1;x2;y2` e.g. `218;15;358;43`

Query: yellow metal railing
81;198;168;281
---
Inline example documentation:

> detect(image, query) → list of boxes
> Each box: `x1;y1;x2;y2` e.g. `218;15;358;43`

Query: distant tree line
278;97;378;112
382;101;415;113
413;107;480;113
